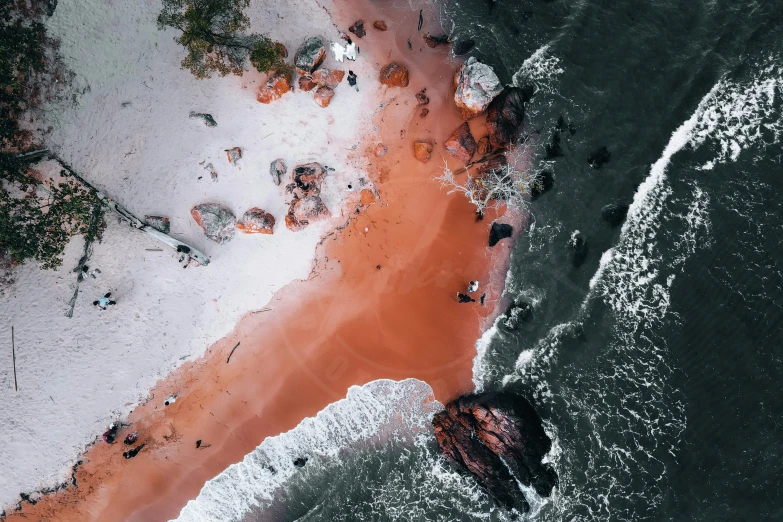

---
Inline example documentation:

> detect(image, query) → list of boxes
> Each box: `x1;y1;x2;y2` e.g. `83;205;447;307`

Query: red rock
444;122;477;164
292;162;326;197
225;147;242;164
379;62;409;87
348;19;366;38
359;189;375;206
486;87;525;148
257;74;291;104
285;195;331;231
236;208;275;234
413;141;433;163
373;20;388;31
374;143;388;158
420;108;429;118
476;136;492;156
298;75;317;92
311;68;345;88
313;86;335;108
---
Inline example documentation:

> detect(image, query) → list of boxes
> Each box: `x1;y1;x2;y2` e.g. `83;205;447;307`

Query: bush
249;37;287;75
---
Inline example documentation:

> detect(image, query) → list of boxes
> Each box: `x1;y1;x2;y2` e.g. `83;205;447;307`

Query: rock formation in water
432;392;558;513
488;222;513;247
486;87;525;148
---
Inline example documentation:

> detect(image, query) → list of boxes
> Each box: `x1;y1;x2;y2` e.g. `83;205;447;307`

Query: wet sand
5;1;520;520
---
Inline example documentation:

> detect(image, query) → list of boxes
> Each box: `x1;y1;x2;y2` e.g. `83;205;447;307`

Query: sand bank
4;0;520;520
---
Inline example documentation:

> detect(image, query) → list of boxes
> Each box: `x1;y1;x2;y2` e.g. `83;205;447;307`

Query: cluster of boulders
283;162;331;231
190;203;275;244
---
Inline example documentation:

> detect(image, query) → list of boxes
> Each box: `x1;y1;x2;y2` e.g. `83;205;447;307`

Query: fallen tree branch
226;342;240;363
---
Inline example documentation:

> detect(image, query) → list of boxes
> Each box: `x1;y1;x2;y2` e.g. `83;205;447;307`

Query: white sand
0;0;381;509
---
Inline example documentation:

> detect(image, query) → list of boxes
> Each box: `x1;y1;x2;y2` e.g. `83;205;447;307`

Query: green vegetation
158;0;287;79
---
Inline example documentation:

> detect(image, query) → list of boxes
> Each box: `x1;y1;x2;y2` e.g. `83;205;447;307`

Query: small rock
236;208;275;234
314;86;335;108
373;20;388;31
420;108;429;118
257;74;291;104
188;112;217;127
285;195;331;232
415;88;429;105
453;57;503;119
144;215;170;234
444;122;477;164
270;158;286;186
348;19;366;38
486;87;525;148
601;203;629;227
530;171;554;201
191;203;236;244
476;136;492;156
379;62;409;87
374;144;388;158
298;75;317;92
569;231;588;267
225;147;242;165
545;131;563;159
292;162;326;197
423;33;451;48
413;141;433;163
359;189;375;206
293;457;308;467
453;39;475;56
295;37;326;74
588;146;610;169
311;68;345;88
489;222;513;247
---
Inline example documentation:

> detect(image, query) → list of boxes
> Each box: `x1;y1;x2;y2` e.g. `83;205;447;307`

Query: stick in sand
226;342;240;363
11;326;17;392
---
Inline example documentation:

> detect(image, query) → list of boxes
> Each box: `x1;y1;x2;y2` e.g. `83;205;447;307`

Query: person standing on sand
93;292;116;310
467;280;479;293
457;292;475;303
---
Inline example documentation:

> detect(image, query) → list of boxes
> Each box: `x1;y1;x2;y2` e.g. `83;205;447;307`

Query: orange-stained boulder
257;74;291;104
359;189;375;206
236;208;275;234
444;122;477;164
476;136;492;156
379;62;409;87
413;141;433;163
298;75;317;92
311;68;345;88
314;86;335;108
191;203;236;244
373;20;388;31
285;195;331;231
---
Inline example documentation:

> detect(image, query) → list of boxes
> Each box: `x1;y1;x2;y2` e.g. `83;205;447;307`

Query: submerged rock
569;230;588;267
191;203;236;244
588;146;610;168
293;457;308;467
433;393;558;513
601;202;630;227
488;222;513;247
453;39;475;56
236;208;275;234
486;87;525;148
295;37;326;74
413;141;433;163
530;170;554;201
270;158;287;186
444;122;477;164
285;195;330;232
453;57;503;119
379;62;409;87
503;301;532;329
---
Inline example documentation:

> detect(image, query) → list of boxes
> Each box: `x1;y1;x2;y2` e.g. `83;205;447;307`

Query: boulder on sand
285;195;331;232
413;141;433;163
423;33;451;48
225;147;242;165
236;207;275;234
444;122;477;163
486;87;525;148
314;86;335;108
489;222;513;247
311;68;345;88
292;162;326;197
295;37;326;74
191;203;236;244
453;57;503;119
257;74;291;104
298;75;318;92
379;62;409;87
270;158;287;186
373;20;388;31
433;393;558;513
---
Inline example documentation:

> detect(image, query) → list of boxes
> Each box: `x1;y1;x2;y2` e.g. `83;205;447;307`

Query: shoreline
4;0;520;520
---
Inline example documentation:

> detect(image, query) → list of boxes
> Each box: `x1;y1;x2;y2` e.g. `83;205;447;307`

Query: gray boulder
191;203;236;244
295;37;326;75
270;158;286;186
454;57;503;119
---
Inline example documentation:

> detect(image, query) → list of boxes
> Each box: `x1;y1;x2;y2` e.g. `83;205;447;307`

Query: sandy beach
3;0;519;520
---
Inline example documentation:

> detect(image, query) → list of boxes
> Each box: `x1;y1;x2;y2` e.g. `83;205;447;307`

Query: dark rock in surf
489;222;513;247
486;87;525;149
530;170;554;201
432;393;558;513
453;39;475;56
569;231;588;267
601;203;629;227
293;457;308;467
588;146;610;169
545;130;563;159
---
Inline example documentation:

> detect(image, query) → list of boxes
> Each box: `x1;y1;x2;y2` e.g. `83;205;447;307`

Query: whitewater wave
512;44;564;95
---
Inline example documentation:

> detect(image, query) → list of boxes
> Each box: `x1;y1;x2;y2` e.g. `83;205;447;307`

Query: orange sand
5;1;519;520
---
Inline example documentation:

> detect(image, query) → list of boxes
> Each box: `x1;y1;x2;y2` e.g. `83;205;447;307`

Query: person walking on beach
93;292;116;310
467;280;479;293
457;292;475;303
177;245;192;268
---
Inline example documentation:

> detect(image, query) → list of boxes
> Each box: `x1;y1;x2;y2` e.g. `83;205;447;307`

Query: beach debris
467;280;480;293
196;440;201;448
413;141;433;163
292;162;326;197
293;457;308;467
164;394;178;406
311;68;345;87
420;108;429;118
415;88;429;105
191;203;236;244
295;37;326;74
601;202;629;227
379;62;409;87
569;231;589;267
588;146;610;169
285;195;331;232
144;215;170;234
331;41;357;62
313;86;335;107
123;443;145;460
423;33;451;48
457;292;475;303
256;74;291;104
489;222;513;247
347;70;358;90
374;143;387;157
476;136;492;156
236;208;275;234
486;87;525;148
226;342;241;363
454;57;503;119
188;111;217;127
225;147;242;165
453;39;475;56
102;423;119;444
270;158;286;186
445;122;477;164
418;9;423;31
348;19;366;38
195;439;212;449
531;170;554;201
373;20;387;31
123;432;138;445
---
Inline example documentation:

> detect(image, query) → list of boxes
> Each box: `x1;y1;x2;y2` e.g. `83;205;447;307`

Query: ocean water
177;0;783;520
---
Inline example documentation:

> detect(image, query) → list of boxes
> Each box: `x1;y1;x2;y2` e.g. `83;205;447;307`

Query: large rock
257;74;291;104
413;141;433;163
295;37;326;74
433;393;558;513
236;207;275;234
488;222;513;247
311;68;345;88
314;86;335;108
423;33;451;48
285;195;331;231
476;136;492;156
191;203;236;244
379;62;409;87
348;19;366;38
453;57;503;119
444;122;477;163
486;87;525;148
588;146;610;169
292;162;326;197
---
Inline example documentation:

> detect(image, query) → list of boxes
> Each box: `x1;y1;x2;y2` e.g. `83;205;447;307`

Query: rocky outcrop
285;195;330;232
433;393;558;513
588;146;610;168
379;62;409;87
488;222;513;247
295;37;326;75
314;86;335;107
444;122;477;163
373;20;387;31
486;87;525;148
292;162;326;197
270;158;286;186
348;19;366;38
453;57;503;119
236;208;275;234
413;141;433;163
191;203;236;244
257;74;291;104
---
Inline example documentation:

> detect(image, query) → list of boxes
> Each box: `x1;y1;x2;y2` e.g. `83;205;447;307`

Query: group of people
457;280;480;303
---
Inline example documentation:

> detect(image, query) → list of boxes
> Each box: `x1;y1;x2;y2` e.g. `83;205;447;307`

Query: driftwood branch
226;342;240;363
